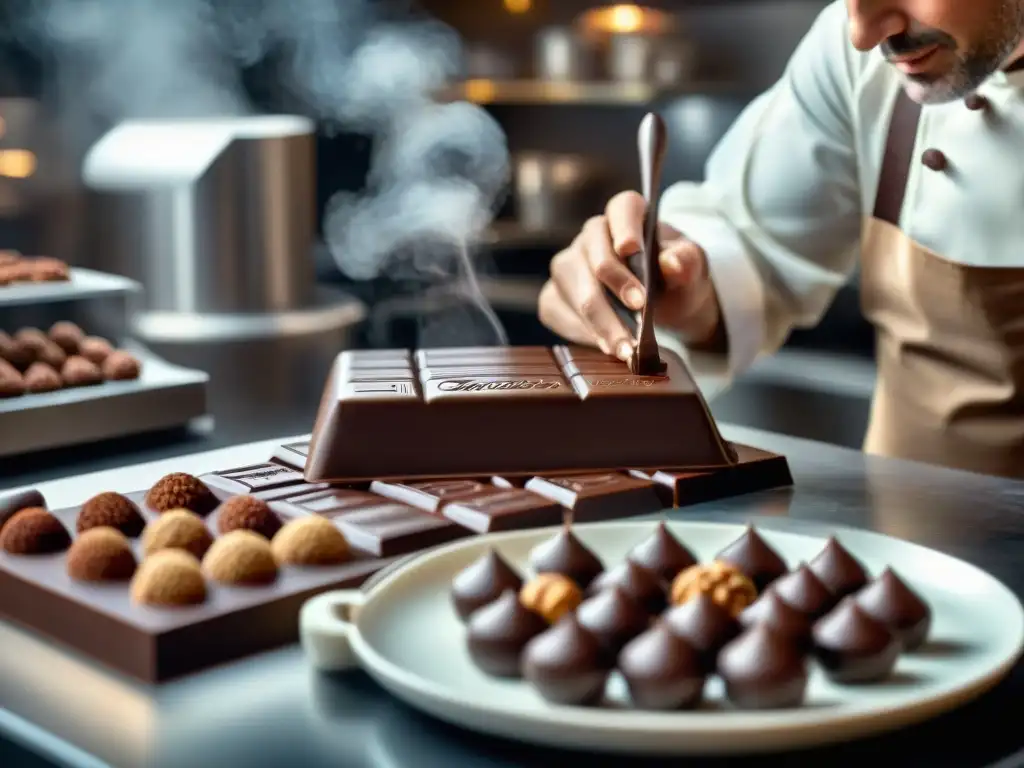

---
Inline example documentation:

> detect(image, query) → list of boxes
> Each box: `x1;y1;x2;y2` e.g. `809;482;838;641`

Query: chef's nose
846;0;907;51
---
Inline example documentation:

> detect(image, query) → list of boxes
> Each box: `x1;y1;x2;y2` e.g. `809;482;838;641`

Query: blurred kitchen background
0;0;874;460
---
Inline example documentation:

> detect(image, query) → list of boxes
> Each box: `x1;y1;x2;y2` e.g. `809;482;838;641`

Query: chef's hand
538;191;722;361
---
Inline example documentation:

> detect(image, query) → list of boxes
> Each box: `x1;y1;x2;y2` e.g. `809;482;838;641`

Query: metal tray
0;346;208;457
0;268;140;308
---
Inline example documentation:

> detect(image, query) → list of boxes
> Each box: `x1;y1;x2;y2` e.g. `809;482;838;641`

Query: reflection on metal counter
80;116;366;437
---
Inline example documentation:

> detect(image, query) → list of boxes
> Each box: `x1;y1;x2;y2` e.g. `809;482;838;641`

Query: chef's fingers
654;238;718;332
658;238;709;294
581;216;645;310
605;191;647;256
537;280;597;347
549;240;635;360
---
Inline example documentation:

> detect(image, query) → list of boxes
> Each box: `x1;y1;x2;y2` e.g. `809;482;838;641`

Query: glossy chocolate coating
856;568;932;651
451;548;524;622
0;489;46;531
523;615;612;706
618;625;706;710
812;598;900;683
808;537;869;599
576;586;650;654
739;591;812;648
589;560;666;614
771;563;836;619
529;529;604;589
627;522;697;582
715;527;788;592
661;593;740;671
466;590;547;677
718;625;808;709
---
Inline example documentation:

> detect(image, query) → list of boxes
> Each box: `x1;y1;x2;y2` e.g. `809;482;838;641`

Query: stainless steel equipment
511;151;608;231
534;27;597;81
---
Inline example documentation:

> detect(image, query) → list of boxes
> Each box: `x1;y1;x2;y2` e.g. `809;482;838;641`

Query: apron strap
872;89;924;225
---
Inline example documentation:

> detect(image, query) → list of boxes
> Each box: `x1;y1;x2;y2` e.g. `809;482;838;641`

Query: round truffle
466;589;548;678
670;561;758;618
37;341;67;370
769;563;836;619
215;495;282;539
520;572;583;624
715;527;789;592
48;321;84;354
270;516;351;566
0;331;32;370
718;625;808;709
589;560;666;615
0;489;47;532
66;527;137;582
23;362;61;393
0;508;71;554
618;625;706;710
61;355;102;387
28;257;70;282
451;548;524;622
661;593;741;671
102;350;142;381
14;328;49;356
146;473;217;516
813;598;900;683
855;567;932;651
202;530;278;585
808;537;870;599
141;508;214;559
0;359;24;397
576;586;650;654
627;522;697;582
739;591;812;648
77;491;146;537
528;529;604;589
522;616;612;706
78;336;114;365
130;549;207;606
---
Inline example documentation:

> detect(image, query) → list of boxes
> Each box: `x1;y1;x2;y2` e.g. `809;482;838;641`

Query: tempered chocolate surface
305;346;735;482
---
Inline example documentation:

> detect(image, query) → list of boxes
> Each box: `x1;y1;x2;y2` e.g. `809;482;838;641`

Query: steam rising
14;0;510;345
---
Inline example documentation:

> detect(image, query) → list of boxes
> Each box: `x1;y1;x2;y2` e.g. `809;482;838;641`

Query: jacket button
921;149;948;171
965;93;989;111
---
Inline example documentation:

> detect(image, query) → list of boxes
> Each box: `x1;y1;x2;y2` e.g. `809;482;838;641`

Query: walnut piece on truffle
0;330;32;370
101;350;142;381
202;530;278;585
67;527;137;582
0;507;71;554
78;336;113;365
146;473;217;516
48;321;84;354
215;495;282;539
271;516;351;567
141;508;213;559
130;549;207;606
23;362;61;393
0;359;24;398
61;355;103;387
77;491;146;537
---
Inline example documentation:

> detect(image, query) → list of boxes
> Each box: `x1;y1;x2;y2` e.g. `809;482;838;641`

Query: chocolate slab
305;346;736;482
524;473;663;523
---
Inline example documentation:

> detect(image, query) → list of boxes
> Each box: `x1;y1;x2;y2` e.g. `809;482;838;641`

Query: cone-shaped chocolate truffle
589;560;666;614
576;586;650;654
529;528;604;589
142;508;214;559
739;591;812;648
522;616;611;706
770;563;836;619
855;568;931;651
718;625;808;709
808;537;869;599
131;549;207;606
451;548;524;622
215;495;282;539
466;590;547;677
0;508;71;554
661;593;740;671
202;530;278;585
619;625;706;710
146;473;217;516
715;527;789;592
812;598;900;683
67;527;137;582
627;522;697;582
77;492;146;538
270;516;351;566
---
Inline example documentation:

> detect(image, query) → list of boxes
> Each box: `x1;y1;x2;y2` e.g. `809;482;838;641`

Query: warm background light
503;0;532;14
577;5;674;36
0;149;37;178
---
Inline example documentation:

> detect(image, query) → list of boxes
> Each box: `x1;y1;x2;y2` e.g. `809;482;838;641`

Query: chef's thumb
658;239;708;291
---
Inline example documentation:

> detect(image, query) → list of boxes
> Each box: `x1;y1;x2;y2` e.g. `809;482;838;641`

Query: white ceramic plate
299;520;1024;755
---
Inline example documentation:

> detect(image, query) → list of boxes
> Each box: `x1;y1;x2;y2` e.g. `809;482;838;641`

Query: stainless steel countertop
1;424;1022;768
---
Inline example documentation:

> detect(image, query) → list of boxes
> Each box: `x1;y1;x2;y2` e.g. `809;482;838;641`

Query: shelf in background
439;78;744;106
477;220;578;250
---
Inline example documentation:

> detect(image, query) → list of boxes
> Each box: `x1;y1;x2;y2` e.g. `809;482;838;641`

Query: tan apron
861;89;1024;478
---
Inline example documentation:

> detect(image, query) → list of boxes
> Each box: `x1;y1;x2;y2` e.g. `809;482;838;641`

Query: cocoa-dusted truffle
61;355;102;387
466;589;547;677
661;593;741;670
589;560;666;615
215;495;282;539
48;321;84;354
23;362;61;393
13;327;48;356
141;508;214;559
0;359;24;397
77;491;146;537
78;336;113;365
130;549;207;606
718;625;809;709
809;537;870;599
670;561;757;618
520;572;583;623
451;548;524;621
0;508;71;554
28;257;70;282
522;616;612;706
102;350;142;381
146;472;217;516
529;528;604;589
812;598;900;683
270;516;351;566
202;530;278;585
715;527;789;592
0;331;32;370
856;567;932;651
627;522;697;582
67;527;137;582
618;625;706;710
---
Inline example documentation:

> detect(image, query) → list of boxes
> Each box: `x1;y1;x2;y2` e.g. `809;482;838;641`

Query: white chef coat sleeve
656;1;863;378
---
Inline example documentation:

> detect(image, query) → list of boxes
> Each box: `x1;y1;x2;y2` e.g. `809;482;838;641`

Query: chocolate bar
305;346;736;483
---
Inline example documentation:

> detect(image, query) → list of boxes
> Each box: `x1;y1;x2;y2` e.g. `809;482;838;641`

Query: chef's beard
883;3;1024;104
